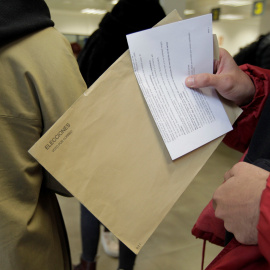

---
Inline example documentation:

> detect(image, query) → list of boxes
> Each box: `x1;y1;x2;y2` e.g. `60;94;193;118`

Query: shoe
73;257;96;270
101;229;119;258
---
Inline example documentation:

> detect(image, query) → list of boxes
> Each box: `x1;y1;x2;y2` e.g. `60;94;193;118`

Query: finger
185;73;217;88
224;162;240;181
223;220;234;234
213;196;226;220
212;184;222;210
213;202;224;220
224;169;233;182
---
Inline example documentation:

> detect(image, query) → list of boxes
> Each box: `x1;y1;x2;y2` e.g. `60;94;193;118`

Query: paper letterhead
29;10;242;254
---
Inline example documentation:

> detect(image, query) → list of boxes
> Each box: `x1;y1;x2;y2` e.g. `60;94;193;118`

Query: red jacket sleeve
223;64;270;153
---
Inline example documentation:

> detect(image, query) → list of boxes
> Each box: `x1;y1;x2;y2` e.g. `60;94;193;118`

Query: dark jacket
77;0;166;87
233;33;270;69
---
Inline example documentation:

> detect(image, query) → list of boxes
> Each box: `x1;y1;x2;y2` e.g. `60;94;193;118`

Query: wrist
236;74;256;106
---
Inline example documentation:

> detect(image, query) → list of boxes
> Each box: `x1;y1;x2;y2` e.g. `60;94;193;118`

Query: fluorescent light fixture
220;14;245;20
219;0;252;6
81;8;107;15
184;9;195;15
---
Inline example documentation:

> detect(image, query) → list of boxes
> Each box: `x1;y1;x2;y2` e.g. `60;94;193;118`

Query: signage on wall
252;1;265;16
211;8;221;21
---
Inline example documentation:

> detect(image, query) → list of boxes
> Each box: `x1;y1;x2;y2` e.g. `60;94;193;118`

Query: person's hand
185;48;255;106
212;162;269;245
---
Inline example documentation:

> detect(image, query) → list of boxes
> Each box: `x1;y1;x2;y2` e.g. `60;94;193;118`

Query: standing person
74;0;166;270
185;48;270;269
0;0;87;269
233;32;270;69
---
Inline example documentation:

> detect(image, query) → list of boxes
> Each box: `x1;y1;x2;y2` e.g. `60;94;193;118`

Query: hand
185;48;255;106
212;162;269;245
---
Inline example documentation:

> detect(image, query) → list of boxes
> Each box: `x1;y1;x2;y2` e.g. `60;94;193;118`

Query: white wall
213;18;261;56
50;10;101;36
50;0;186;36
260;0;270;34
212;0;270;56
50;5;268;57
160;0;185;18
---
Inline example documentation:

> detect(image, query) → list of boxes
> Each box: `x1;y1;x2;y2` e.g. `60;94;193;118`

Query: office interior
45;0;270;269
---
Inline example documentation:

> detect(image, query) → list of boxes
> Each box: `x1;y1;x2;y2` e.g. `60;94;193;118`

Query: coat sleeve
27;28;87;196
30;28;87;133
223;64;270;153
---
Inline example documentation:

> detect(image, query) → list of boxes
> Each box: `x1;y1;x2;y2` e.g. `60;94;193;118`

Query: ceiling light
219;0;252;6
184;9;195;15
220;14;245;20
111;0;119;4
81;8;107;15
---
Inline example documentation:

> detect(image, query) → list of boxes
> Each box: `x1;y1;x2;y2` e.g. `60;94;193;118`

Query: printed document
127;14;232;160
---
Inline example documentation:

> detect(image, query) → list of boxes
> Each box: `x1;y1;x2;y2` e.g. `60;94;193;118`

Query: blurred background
45;0;270;56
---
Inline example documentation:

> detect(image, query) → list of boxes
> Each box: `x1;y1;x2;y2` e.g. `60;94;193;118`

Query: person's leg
117;241;137;270
80;204;100;262
74;204;100;270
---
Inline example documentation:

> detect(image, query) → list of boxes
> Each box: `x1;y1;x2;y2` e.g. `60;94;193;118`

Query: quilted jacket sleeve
223;64;270;152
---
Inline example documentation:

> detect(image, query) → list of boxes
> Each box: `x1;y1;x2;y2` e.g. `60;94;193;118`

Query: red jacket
192;64;270;269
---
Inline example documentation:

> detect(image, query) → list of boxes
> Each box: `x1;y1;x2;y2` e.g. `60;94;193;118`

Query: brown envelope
29;10;242;254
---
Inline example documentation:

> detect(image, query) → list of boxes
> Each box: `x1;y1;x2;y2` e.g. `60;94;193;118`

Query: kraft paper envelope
29;10;242;254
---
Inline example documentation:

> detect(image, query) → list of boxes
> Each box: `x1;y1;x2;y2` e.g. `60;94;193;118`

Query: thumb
185;73;218;89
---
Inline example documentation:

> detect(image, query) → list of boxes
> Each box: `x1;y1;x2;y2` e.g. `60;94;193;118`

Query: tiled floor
58;142;242;270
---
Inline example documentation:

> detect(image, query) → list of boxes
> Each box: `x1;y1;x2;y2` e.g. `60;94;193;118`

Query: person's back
256;33;270;69
0;1;87;269
234;33;270;69
77;0;166;87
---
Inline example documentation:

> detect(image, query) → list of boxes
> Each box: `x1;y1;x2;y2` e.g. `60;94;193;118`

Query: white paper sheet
127;14;232;160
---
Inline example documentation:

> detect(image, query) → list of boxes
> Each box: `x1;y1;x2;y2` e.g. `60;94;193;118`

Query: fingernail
186;76;195;87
